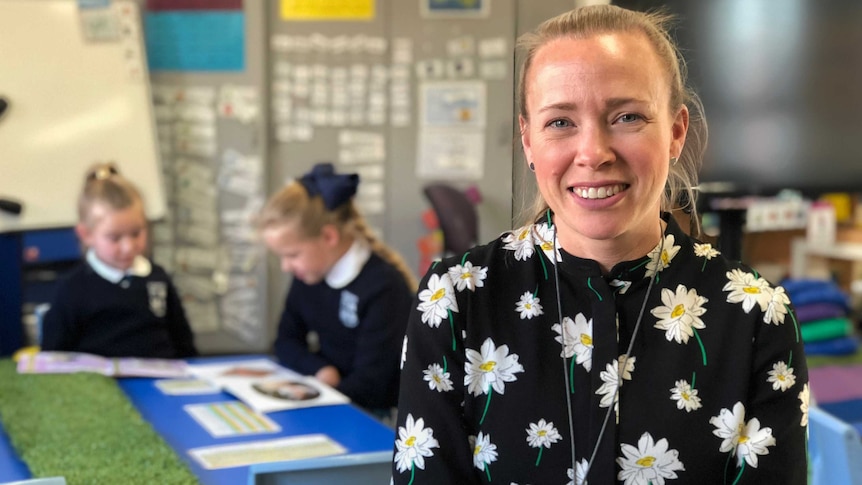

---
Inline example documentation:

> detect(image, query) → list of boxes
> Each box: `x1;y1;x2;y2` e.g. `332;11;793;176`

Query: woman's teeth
573;184;624;200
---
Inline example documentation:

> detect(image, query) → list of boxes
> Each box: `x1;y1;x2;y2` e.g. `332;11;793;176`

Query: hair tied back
298;162;359;210
89;162;119;181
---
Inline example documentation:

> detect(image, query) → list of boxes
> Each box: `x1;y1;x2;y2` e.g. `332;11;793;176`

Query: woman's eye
548;119;571;128
617;113;642;123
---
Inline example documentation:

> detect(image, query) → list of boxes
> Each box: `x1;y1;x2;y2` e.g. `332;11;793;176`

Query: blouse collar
325;239;371;289
86;249;152;284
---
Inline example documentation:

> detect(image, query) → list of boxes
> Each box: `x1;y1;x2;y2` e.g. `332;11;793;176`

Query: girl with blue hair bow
258;163;416;416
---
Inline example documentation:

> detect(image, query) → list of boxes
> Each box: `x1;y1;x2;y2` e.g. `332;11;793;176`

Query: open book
17;351;188;378
186;359;350;413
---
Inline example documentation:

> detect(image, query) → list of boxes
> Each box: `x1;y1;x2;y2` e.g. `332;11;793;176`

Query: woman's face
520;32;688;257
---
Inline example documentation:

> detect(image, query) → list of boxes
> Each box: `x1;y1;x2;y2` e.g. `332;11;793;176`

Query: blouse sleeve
273;288;329;374
741;292;809;484
391;262;480;484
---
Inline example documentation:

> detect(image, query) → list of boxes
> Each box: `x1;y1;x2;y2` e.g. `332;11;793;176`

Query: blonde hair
78;162;145;227
516;5;708;234
258;182;418;290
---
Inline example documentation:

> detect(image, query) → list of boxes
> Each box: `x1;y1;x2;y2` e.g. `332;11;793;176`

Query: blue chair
809;406;862;484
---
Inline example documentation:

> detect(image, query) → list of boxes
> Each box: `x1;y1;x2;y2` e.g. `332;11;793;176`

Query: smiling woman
392;5;808;485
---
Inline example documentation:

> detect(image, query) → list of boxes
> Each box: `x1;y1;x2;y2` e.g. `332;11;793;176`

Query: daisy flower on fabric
465;337;524;396
799;383;810;426
645;234;680;278
710;402;776;468
762;285;791;325
448;261;488;292
515;291;544;319
670;379;703;412
502;225;536;261
416;273;458;327
617;432;685;485
610;279;632;294
596;355;636;409
650;284;708;344
552;313;593;371
572;458;589;485
767;361;796;392
394;414;439;474
470;432;498;476
526;419;561;466
400;335;408;370
694;243;720;260
533;222;561;264
423;363;454;392
723;269;771;313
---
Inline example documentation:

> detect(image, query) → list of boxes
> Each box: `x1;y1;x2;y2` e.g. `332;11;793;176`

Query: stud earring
529;162;535;171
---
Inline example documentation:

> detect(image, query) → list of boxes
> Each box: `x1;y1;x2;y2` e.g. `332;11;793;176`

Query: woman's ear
670;104;690;159
519;115;534;171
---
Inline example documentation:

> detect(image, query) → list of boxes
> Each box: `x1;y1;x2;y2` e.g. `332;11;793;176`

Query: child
258;163;416;413
40;163;197;358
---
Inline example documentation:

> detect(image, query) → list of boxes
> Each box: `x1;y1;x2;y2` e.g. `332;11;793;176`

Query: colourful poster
144;11;245;71
421;0;489;18
280;0;375;21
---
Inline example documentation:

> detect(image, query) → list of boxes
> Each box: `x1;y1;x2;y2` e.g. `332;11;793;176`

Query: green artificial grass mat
0;359;197;484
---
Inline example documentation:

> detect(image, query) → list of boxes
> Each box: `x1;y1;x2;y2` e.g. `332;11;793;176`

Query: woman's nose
574;125;614;169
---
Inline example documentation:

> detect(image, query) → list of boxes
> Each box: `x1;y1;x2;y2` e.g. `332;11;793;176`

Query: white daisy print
767;361;796;392
573;459;589;485
617;432;685;485
423;363;454;392
723;269;771;313
762;286;791;325
645;234;680;278
465;338;524;396
694;242;720;259
651;284;708;344
448;261;488;292
502;225;536;261
400;335;408;370
533;222;561;264
710;402;776;469
596;355;636;409
416;273;458;327
394;414;440;475
470;432;498;480
552;313;593;371
515;291;544;319
526;419;562;466
799;383;810;427
670;379;703;412
610;279;632;294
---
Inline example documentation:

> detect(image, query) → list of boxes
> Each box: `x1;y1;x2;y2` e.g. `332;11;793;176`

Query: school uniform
273;240;412;411
41;250;197;358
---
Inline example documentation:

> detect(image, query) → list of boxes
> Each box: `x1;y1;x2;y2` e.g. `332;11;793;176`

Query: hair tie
89;163;119;181
298;163;359;210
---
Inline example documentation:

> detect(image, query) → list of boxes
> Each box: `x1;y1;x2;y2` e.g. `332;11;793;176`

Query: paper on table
185;401;281;437
188;434;346;470
221;375;350;413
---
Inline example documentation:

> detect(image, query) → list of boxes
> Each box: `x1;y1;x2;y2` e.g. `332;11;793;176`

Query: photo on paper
223;375;350;413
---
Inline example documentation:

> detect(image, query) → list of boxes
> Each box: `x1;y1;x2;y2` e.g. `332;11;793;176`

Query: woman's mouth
571;184;626;200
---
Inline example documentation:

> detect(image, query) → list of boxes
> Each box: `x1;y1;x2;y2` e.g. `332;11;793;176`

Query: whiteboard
0;0;166;232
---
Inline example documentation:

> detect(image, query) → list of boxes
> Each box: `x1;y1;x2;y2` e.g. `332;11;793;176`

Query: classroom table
0;355;396;485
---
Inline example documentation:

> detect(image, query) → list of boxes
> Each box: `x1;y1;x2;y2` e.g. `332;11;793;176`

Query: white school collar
86;249;152;284
325;239;371;289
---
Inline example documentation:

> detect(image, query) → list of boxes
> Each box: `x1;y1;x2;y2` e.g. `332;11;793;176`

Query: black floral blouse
392;214;808;484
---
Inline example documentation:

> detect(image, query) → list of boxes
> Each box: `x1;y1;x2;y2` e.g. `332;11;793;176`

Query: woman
392;5;808;484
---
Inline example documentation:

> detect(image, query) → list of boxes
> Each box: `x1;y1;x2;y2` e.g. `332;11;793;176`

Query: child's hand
315;365;341;387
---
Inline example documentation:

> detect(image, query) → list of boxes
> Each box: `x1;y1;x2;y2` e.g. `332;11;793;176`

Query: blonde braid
349;211;418;291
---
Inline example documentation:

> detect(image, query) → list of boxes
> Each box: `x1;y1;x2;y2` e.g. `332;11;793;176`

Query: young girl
258;163;416;413
41;163;197;358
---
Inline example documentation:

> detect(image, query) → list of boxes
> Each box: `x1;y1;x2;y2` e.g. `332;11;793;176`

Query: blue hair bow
298;163;359;210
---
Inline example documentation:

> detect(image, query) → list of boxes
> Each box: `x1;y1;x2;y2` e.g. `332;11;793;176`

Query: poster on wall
280;0;375;21
421;0;489;19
